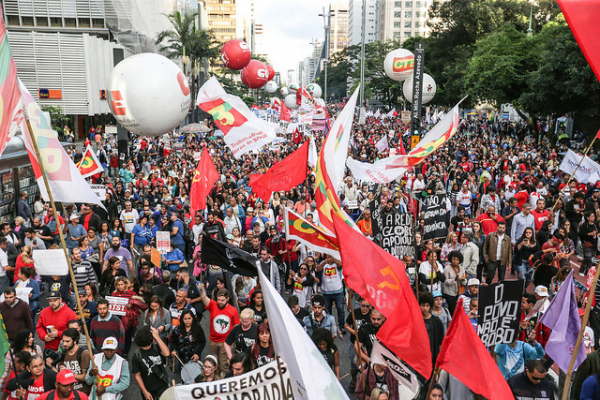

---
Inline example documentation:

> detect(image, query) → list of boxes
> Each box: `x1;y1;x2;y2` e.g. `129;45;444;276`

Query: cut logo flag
331;213;433;379
76;145;104;178
435;299;514;400
558;149;600;184
258;267;350;399
196;77;277;158
557;0;600;82
346;156;408;184
539;270;587;372
0;13;24;157
315;86;360;233
284;207;340;258
292;127;302;144
371;341;419;394
250;140;309;202
19;80;105;209
190;148;219;215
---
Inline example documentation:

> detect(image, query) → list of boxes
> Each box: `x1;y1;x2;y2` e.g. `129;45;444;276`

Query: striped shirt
72;260;97;289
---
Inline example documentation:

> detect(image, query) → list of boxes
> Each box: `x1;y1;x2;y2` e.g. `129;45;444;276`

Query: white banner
375;135;388;153
346;156;408;184
105;295;129;316
156;231;170;254
90;184;106;201
558;149;600;183
371;341;420;395
32;249;69;276
173;360;292;400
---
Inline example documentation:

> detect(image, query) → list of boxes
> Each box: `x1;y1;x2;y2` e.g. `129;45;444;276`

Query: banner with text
423;194;447;241
477;280;523;347
381;212;414;258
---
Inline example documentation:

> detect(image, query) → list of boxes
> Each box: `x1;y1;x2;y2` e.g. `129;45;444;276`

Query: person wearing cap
306;202;320;226
459;279;480;314
36;290;78;351
496;332;546;381
74;288;98;332
86;337;130;400
431;290;452;334
584;188;600;214
64;213;87;252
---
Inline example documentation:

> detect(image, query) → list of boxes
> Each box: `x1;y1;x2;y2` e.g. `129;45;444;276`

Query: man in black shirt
31;217;54;249
508;359;554;400
288;295;309;326
225;308;257;358
132;326;170;400
151;271;176;308
356;309;385;365
420;292;444;368
345;297;372;393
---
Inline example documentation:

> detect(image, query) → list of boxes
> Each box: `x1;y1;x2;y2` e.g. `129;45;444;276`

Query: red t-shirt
531;209;550;232
36;390;89;400
25;375;45;400
514;191;529;209
206;299;240;343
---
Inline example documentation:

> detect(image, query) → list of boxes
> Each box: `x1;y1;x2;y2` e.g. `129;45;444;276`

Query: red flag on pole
398;137;407;155
331;213;433;379
595;129;600;141
280;103;291;122
435;299;514;400
293;127;303;144
190;148;219;215
251;141;309;202
557;0;600;82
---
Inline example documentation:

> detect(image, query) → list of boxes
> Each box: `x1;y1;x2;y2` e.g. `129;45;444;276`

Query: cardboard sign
478;281;523;347
32;249;69;276
105;295;129;316
381;212;414;258
156;231;171;254
423;194;447;241
151;247;162;267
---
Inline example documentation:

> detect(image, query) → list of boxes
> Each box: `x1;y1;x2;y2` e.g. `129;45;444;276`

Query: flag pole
23;113;101;396
551;135;597;212
561;266;600;400
347;290;366;397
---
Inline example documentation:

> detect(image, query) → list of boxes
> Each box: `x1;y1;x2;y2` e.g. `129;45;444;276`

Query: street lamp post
359;0;366;107
527;3;533;36
319;8;333;101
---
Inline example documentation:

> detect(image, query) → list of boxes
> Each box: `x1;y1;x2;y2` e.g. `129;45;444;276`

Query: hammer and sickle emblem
192;170;202;183
377;266;400;291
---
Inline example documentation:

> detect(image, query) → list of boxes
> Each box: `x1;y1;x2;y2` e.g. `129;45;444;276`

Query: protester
85;337;130;400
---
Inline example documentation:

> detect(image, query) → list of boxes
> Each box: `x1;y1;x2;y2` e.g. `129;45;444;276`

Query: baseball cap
534;285;549;297
432;290;443;298
69;213;80;220
78;288;87;296
467;278;480;286
56;369;77;386
579;308;585;317
102;337;119;350
47;290;62;300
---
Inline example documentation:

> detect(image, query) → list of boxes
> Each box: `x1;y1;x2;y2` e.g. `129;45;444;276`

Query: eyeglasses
203;365;214;370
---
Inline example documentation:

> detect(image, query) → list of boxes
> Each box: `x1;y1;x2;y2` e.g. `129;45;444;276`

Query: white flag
375;135;388;153
386;108;396;118
308;135;318;168
371;341;420;395
258;268;350;399
374;109;381;118
196;77;277;158
558;149;600;183
346;156;408;184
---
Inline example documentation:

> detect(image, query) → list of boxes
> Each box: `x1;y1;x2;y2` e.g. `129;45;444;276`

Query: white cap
467;278;480;286
534;286;549;297
101;337;119;350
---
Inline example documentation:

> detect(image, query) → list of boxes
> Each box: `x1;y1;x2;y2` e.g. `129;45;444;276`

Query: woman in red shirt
14;246;35;284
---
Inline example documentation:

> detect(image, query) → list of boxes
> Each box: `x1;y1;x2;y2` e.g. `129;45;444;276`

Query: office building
379;0;432;42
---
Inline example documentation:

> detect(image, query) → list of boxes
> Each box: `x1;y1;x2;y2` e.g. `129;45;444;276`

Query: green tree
40;105;67;134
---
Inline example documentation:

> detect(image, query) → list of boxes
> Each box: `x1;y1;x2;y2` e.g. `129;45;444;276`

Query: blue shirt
131;224;152;246
171;219;185;246
65;224;87;249
164;248;185;271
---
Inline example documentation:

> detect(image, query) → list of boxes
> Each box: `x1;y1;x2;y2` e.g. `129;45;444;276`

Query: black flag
201;234;258;277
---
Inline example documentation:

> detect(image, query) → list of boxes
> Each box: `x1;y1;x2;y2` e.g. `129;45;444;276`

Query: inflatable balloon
266;65;275;81
280;86;289;96
402;73;437;104
221;39;251;70
264;81;278;93
241;60;269;89
284;94;299;109
107;53;190;136
306;83;322;99
288;82;299;92
384;49;415;82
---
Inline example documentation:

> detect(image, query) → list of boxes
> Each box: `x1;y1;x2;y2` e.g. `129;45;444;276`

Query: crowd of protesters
1;105;600;400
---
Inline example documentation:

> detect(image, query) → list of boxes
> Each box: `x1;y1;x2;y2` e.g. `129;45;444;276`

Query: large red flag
251;140;309;202
280;102;291;122
398;137;407;155
292;127;303;144
435;299;514;399
190;148;219;215
557;0;600;82
331;214;432;379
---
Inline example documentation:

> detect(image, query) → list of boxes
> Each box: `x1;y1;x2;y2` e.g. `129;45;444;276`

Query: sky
249;0;331;79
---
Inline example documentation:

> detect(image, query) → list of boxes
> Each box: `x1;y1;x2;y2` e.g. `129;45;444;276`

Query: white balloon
306;83;322;99
264;81;278;93
280;86;289;96
403;73;437;104
284;94;299;109
288;82;299;92
107;53;190;136
384;49;415;82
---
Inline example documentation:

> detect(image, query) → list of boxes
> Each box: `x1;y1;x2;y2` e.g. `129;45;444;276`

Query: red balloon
221;40;251;70
241;60;269;89
266;65;275;81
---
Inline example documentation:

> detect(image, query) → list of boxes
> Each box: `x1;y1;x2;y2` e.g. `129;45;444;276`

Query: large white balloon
280;86;289;96
306;83;322;99
403;73;437;104
288;82;299;93
264;81;278;93
284;94;299;109
107;53;190;136
384;49;415;82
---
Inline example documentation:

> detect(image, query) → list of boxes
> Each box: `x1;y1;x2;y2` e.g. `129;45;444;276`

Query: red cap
56;369;77;385
579;308;585;317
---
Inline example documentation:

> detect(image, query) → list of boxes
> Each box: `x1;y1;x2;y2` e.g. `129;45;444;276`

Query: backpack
48;390;81;400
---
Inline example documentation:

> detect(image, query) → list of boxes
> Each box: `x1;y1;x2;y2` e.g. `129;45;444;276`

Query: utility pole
359;0;367;107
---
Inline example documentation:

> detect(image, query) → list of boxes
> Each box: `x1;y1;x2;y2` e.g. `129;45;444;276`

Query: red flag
280;102;291;122
398;137;406;155
435;299;514;400
293;127;303;144
596;129;600;141
331;214;433;379
190;148;219;214
557;0;600;82
251;141;309;201
0;14;23;157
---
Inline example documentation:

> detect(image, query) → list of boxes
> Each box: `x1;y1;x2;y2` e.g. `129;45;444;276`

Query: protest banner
477;281;523;347
32;249;69;275
172;360;293;400
380;212;414;258
369;198;382;236
105;295;129;316
151;247;162;267
371;341;419;395
156;231;171;254
423;194;447;241
90;184;106;201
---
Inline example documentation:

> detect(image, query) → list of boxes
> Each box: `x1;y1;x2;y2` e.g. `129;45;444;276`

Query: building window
405;32;412;38
22;17;34;26
64;18;76;27
50;17;62;27
393;32;401;38
394;11;401;17
415;21;421;28
78;18;90;28
394;21;401;28
394;1;402;7
405;11;412;18
92;18;104;28
415;11;421;18
406;1;413;8
6;15;19;25
36;17;49;27
404;21;412;28
416;1;421;7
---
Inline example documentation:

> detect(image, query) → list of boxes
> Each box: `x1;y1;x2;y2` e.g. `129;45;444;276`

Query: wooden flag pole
562;267;600;400
23;114;101;397
551;135;597;212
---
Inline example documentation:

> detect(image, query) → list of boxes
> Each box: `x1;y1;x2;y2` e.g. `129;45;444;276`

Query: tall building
347;0;379;47
329;2;349;55
199;0;237;43
379;0;432;42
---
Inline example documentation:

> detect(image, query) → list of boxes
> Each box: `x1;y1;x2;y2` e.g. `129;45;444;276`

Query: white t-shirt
456;191;472;206
0;248;7;277
321;262;343;293
496;234;505;261
120;209;139;233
